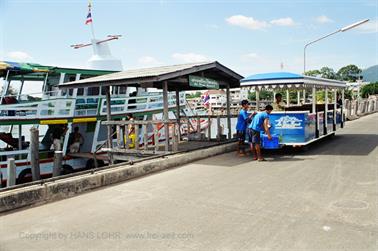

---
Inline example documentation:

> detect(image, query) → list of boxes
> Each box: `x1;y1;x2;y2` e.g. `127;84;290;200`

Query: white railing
0;92;187;120
99;93;186;116
0;98;76;119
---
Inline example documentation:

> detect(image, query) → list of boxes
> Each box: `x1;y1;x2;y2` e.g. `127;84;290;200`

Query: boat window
77;88;84;96
100;87;107;95
68;89;74;96
87;87;99;96
119;86;127;94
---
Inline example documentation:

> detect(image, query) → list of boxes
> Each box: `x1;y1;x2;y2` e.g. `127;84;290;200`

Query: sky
1;0;377;79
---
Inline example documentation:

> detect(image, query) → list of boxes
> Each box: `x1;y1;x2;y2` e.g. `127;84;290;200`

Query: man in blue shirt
236;100;254;156
248;105;273;161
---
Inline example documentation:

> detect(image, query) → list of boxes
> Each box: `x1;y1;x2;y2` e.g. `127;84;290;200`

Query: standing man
272;93;286;111
248;105;273;161
236;100;254;156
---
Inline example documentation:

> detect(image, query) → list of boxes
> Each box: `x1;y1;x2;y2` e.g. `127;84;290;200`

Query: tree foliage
305;64;362;82
320;67;337;79
337;64;362;82
360;82;378;98
304;70;321;77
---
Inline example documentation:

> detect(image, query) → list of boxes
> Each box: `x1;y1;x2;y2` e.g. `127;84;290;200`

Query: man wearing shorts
235;100;254;156
248;105;273;161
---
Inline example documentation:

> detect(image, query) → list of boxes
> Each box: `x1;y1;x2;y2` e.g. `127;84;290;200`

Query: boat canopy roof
59;61;243;91
0;61;116;81
241;72;346;89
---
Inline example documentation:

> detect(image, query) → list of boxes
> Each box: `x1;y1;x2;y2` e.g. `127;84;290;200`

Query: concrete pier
0;113;377;251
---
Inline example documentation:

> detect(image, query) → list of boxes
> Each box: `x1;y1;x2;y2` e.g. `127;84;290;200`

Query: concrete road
1;113;377;251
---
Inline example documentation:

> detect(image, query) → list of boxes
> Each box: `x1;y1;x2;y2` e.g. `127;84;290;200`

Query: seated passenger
68;126;84;153
272;93;286;111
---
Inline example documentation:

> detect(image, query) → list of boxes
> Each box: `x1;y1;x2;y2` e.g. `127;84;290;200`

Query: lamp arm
303;29;341;74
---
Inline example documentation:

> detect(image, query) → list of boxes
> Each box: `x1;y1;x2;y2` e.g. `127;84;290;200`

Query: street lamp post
303;19;369;74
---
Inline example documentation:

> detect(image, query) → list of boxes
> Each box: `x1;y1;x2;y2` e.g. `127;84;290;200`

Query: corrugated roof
59;61;243;90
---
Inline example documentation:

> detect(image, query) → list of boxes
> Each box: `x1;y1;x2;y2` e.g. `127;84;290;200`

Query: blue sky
1;0;377;77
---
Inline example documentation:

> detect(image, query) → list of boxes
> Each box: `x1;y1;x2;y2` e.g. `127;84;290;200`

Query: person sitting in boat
50;124;68;151
272;93;286;111
68;126;84;153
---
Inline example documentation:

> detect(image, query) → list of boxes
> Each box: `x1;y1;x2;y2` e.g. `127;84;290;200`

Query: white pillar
163;81;169;152
256;88;260;111
324;88;328;134
297;90;301;105
286;89;290;107
312;86;316;113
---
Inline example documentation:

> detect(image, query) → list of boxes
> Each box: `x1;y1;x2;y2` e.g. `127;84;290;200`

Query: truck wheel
61;164;74;175
17;168;32;184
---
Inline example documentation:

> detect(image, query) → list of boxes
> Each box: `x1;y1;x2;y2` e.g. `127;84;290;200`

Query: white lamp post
303;19;369;73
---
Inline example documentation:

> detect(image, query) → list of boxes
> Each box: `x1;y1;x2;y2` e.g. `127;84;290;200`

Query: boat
0;61;201;185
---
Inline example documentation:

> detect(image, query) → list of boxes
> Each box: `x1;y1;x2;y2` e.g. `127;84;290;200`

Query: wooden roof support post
163;81;170;152
175;89;181;141
341;89;345;128
333;88;337;131
226;83;232;139
105;85;113;164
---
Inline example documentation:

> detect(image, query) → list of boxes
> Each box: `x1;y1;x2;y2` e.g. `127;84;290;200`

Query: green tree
304;70;321;77
320;67;337;79
360;82;378;98
186;91;202;99
337;64;362;82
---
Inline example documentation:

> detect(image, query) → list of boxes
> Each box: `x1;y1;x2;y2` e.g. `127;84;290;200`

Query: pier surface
0;113;377;251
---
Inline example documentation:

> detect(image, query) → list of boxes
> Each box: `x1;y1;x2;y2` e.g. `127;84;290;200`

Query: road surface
0;113;377;251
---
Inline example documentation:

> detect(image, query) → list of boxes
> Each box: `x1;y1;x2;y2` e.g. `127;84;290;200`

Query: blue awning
241;72;303;82
240;71;346;89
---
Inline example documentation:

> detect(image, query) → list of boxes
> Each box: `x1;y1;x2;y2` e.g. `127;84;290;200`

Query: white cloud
137;56;163;67
315;15;334;24
270;17;297;26
6;51;32;61
356;19;378;33
226;15;270;30
172;53;209;63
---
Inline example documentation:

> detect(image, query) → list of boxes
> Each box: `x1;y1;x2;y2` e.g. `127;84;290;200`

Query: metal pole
53;151;62;177
304;30;340;73
30;127;40;181
162;81;170;152
324;88;328;135
7;158;16;187
226;84;232;139
312;86;319;138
